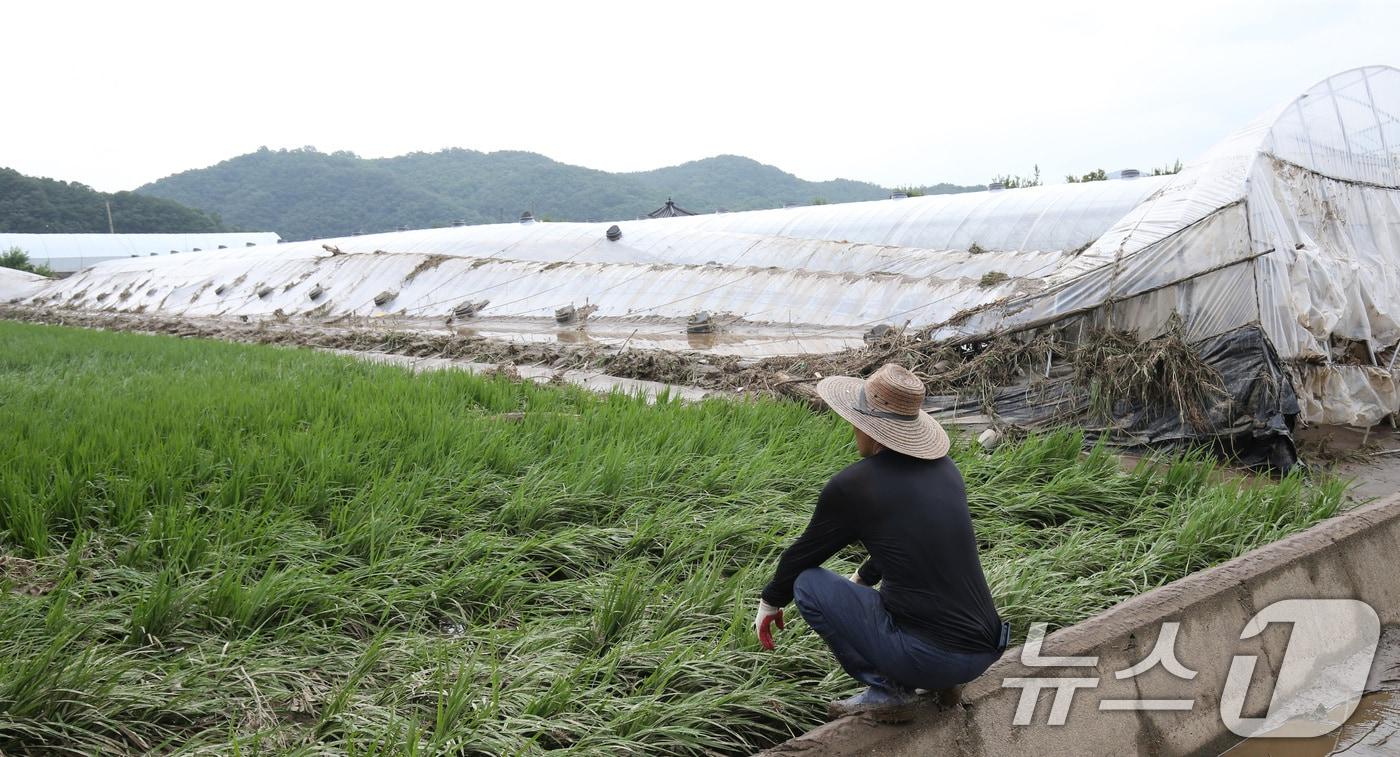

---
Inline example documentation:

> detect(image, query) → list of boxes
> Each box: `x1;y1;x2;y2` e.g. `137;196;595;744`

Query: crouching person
754;364;1010;722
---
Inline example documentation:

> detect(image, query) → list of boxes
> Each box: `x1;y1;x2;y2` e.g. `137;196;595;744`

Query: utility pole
105;201;115;234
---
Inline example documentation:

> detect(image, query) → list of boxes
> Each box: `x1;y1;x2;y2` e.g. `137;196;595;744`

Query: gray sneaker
827;685;919;723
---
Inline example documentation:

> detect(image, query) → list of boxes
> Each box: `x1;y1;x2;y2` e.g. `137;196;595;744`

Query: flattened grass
0;321;1345;754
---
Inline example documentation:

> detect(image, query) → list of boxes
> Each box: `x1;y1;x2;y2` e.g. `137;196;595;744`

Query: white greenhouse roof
0;266;45;301
1;232;281;274
73;173;1164;283
623;175;1169;254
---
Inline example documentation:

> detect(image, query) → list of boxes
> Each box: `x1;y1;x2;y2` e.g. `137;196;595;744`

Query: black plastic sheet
924;325;1299;470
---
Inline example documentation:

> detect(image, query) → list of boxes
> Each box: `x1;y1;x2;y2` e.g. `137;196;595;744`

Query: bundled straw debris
1071;314;1227;432
753;313;1228;436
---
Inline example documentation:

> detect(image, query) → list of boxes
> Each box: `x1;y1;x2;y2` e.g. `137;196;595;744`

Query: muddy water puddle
430;317;868;356
1221;689;1400;756
329;349;715;403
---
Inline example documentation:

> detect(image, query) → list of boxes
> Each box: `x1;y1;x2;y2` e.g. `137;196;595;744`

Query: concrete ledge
761;495;1400;756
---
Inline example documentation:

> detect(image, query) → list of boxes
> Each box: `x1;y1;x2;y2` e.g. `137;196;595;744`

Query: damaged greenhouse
9;66;1400;466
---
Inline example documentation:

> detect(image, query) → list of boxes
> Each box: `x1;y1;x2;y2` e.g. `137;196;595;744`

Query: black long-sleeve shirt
762;451;1003;654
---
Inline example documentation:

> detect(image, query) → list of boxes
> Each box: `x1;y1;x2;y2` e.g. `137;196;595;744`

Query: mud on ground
0;305;882;405
1297;424;1400;505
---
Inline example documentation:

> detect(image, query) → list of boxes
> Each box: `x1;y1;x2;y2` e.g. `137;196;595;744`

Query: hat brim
816;376;950;460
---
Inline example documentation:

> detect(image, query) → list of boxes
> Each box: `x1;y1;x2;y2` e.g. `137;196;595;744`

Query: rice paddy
0;321;1347;755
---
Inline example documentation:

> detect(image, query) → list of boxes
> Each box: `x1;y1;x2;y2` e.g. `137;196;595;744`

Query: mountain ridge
138;148;983;241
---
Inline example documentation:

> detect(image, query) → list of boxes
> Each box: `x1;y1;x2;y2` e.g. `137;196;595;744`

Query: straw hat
816;364;950;460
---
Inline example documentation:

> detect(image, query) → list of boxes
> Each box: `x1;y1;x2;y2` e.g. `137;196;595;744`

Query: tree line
0;167;227;234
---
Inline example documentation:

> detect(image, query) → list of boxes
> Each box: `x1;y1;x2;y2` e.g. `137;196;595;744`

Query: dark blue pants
793;567;1001;691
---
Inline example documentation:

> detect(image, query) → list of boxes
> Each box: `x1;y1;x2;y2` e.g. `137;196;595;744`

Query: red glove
755;599;785;650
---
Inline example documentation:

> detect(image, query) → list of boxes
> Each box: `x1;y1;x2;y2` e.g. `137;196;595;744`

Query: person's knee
793;567;834;613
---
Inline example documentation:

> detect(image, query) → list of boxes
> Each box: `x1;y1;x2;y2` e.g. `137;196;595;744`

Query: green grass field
0;321;1346;754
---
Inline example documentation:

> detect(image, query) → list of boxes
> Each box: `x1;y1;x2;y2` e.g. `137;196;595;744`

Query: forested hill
138;147;984;241
0;168;227;234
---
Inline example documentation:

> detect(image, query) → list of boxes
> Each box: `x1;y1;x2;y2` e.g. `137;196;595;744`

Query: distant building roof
0;232;281;274
647;198;697;218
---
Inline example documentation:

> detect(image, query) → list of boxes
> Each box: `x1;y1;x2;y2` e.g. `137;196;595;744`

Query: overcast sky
3;0;1397;192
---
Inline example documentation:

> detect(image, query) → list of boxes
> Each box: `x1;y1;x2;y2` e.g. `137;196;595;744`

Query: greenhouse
11;66;1400;461
19;175;1164;337
0;266;45;301
0;232;282;274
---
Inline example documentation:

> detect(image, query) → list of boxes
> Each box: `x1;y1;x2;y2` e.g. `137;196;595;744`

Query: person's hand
754;599;785;650
848;570;864;585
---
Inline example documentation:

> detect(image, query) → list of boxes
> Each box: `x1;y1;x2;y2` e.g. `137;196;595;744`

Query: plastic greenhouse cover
945;66;1400;426
0;232;282;273
37;244;1034;337
26;176;1168;352
0;266;44;301
13;66;1400;430
622;175;1168;253
1267;66;1400;188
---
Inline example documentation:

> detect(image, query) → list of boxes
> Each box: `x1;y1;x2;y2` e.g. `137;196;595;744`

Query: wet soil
0;304;851;404
1222;627;1400;756
334;350;715;403
1296;425;1400;505
1221;690;1400;756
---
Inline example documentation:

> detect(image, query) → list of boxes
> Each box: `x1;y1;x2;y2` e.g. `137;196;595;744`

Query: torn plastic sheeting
1066;90;1306;281
939;206;1256;342
1060;67;1400;287
1106;262;1259;344
1293;364;1400;427
1253;168;1400;355
1110;204;1252;296
946;148;1400;366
